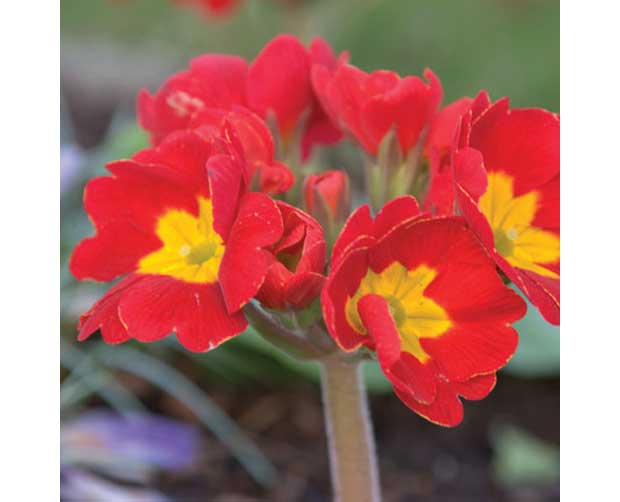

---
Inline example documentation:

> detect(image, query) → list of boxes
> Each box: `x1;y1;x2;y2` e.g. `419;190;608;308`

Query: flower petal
218;192;284;313
357;294;437;404
247;34;312;137
118;275;247;352
77;275;144;343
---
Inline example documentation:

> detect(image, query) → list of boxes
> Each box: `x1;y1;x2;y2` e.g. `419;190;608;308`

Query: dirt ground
138;373;559;502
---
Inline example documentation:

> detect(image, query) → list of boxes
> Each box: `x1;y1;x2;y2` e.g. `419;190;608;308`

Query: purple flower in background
61;409;202;485
61;467;170;502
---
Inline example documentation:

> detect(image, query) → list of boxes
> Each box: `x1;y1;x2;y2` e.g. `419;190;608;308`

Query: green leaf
504;286;560;378
492;425;560;486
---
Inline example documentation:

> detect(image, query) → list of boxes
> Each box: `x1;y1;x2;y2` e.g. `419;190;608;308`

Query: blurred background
60;1;560;500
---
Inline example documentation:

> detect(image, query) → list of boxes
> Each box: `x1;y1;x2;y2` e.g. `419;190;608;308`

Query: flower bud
256;202;326;311
304;170;350;247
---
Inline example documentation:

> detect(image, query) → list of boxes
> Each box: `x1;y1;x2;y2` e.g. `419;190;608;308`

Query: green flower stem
320;354;382;502
243;302;322;359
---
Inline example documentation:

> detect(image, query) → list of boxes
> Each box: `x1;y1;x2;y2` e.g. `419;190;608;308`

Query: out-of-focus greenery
491;424;560;486
504;286;560;378
61;0;559;112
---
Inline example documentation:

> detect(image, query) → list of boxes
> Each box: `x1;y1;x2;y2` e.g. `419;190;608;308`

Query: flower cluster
71;34;559;426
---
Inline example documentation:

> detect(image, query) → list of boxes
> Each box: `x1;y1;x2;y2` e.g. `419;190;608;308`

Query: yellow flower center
345;262;452;362
138;197;225;284
478;172;559;278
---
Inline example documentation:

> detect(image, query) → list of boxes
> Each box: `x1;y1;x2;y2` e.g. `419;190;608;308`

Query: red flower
322;196;526;426
453;92;560;325
312;62;443;157
422;97;473;215
173;0;241;17
190;106;294;193
303;170;350;229
256;203;326;310
138;35;344;163
70;130;286;352
247;34;346;159
137;54;248;145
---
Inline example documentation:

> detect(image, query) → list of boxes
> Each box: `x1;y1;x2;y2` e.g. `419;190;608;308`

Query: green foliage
61;0;559;111
491;425;560;486
504;286;560;378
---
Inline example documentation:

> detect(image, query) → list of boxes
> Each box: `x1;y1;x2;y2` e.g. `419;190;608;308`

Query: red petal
331;204;374;268
531;174;560;230
373;195;421;239
424;97;473;156
207;153;245;242
137;55;247;144
256;160;295;194
118;275;247;352
421;323;518;382
357;294;437;404
285;272;326;309
255;203;326;310
132;130;214;194
470;105;559;195
299;37;346;159
453;147;488;200
77;275;143;343
70;225;161;282
191;106;294;194
454;182;496;251
218;192;284;313
363;69;443;156
357;294;401;366
321;246;372;351
70;161;199;281
301;109;344;161
422;97;473;215
451;373;496;401
247;34;312;137
189;54;248;107
309;37;338;69
312;63;377;153
518;271;560;325
394;380;464;427
90;161;198;231
256;261;291;310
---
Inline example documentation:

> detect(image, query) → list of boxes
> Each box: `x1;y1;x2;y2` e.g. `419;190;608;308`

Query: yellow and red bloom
453;92;560;325
312;61;443;158
322;196;526;426
70;130;286;351
256;202;327;310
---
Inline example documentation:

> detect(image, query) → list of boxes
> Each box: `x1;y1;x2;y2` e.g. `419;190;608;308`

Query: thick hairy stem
320;354;382;502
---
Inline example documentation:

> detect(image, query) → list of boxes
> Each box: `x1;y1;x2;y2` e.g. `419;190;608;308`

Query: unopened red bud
304;170;350;220
303;170;350;250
